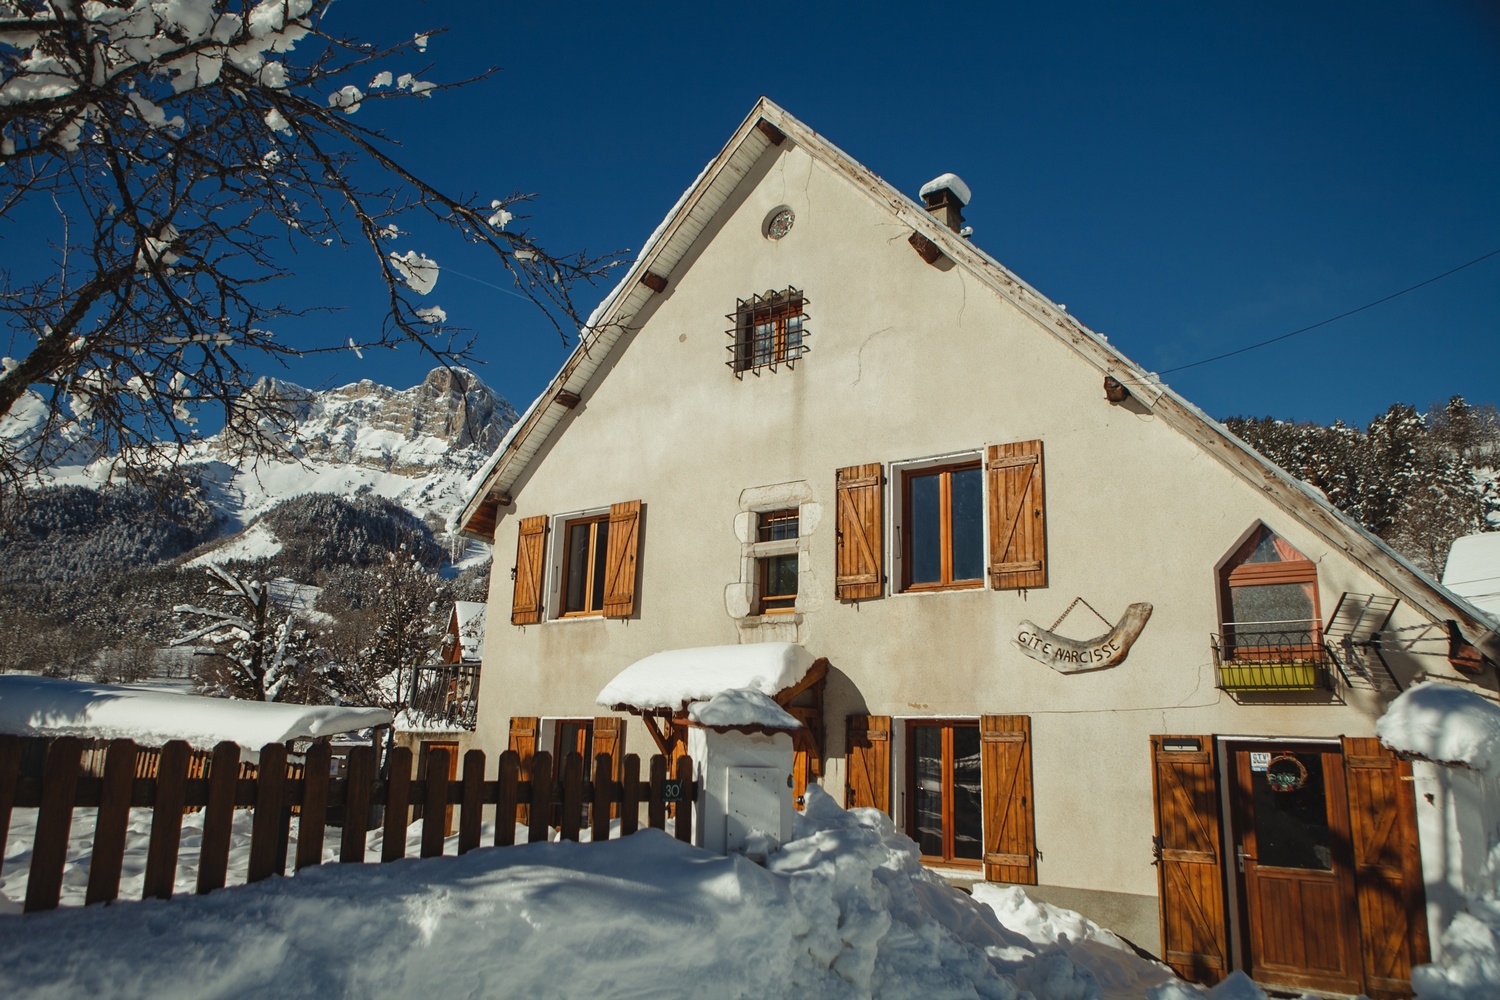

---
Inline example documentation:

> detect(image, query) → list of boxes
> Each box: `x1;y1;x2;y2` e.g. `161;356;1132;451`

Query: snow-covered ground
1;788;1271;1000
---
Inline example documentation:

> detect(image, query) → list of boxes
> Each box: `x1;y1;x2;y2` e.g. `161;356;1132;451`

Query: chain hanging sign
1013;599;1153;674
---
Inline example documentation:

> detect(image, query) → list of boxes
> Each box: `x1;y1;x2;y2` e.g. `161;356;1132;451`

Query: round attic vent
764;206;795;240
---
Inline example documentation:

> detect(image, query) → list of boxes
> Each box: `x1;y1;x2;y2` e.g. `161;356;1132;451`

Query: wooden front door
1229;743;1363;995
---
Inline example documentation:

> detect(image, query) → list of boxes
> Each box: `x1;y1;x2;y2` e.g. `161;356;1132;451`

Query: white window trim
545;505;611;623
887;449;987;597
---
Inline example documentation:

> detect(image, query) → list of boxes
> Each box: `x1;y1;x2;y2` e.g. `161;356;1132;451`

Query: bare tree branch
0;1;620;514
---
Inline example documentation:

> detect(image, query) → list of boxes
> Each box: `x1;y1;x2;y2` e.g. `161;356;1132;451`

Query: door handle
1236;844;1255;872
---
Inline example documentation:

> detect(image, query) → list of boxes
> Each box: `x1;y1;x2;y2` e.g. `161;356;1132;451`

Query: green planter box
1217;660;1324;691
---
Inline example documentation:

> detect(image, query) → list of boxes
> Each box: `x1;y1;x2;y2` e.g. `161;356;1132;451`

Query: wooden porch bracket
775;657;828;705
641;712;678;757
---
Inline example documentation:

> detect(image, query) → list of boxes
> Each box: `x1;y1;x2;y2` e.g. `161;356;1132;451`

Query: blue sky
274;0;1499;427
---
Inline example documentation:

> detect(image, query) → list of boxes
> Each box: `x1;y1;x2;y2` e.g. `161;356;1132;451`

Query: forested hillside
1224;396;1499;575
0;367;510;703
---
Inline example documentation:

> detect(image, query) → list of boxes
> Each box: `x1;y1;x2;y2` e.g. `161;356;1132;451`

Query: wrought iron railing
1210;619;1333;691
406;662;481;730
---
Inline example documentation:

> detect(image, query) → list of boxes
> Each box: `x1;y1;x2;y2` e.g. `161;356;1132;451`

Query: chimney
919;173;971;232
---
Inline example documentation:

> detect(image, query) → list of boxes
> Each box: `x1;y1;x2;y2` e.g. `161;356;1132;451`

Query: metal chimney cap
919;173;972;206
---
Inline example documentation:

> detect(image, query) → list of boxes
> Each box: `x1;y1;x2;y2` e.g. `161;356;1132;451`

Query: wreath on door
1266;753;1308;792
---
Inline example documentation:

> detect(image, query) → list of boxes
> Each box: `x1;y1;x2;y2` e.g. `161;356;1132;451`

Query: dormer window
727;287;809;377
1212;525;1329;690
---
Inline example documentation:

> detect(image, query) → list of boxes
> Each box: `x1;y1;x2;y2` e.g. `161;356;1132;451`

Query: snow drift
0;786;1272;1000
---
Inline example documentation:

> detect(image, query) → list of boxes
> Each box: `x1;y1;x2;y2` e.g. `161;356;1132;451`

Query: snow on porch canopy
0;675;393;756
598;642;812;731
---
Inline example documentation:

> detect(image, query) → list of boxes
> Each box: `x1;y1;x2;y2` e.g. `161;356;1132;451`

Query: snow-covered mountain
22;366;516;561
216;367;513;476
0;389;105;468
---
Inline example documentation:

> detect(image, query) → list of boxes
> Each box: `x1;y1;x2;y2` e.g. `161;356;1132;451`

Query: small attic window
726;287;809;377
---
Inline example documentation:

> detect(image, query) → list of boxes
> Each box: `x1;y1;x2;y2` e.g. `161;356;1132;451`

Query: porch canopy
597;643;820;744
0;674;392;755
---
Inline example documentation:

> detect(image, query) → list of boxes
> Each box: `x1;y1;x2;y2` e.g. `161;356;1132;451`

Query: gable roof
458;97;1500;659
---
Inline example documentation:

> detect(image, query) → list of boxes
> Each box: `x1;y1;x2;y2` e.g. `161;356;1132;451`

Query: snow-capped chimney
919;173;970;232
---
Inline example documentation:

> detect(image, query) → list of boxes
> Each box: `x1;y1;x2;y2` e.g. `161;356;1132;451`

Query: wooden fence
0;735;696;914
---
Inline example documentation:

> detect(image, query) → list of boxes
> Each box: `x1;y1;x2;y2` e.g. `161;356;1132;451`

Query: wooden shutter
592;716;627;818
1343;738;1430;997
981;715;1037;884
602;500;641;618
508;717;539;825
836;464;884;600
845;715;890;812
591;717;626;777
987;441;1047;590
1150;735;1228;985
510;516;548;625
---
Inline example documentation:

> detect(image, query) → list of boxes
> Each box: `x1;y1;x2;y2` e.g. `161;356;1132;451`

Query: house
393;601;487;824
454;98;1500;997
1444;533;1500;626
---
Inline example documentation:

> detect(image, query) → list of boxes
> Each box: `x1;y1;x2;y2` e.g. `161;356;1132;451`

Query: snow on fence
0;735;695;913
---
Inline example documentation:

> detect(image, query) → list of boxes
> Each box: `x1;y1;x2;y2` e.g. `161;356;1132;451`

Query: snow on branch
0;0;621;513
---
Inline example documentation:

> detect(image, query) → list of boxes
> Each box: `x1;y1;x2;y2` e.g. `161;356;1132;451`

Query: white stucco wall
1413;759;1500;961
471;139;1483;911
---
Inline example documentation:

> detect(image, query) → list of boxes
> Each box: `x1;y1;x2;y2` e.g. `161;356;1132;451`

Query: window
901;461;984;591
756;509;799;614
560;513;611;616
551;719;594;826
1218;525;1322;658
906;721;983;868
727;287;809;376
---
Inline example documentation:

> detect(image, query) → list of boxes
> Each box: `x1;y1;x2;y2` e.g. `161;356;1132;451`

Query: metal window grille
726;287;810;377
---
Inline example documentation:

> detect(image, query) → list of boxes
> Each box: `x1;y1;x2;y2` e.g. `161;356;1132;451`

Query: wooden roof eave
456;99;785;541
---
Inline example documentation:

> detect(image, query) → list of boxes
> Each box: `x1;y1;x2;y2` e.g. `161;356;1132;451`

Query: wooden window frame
558;513;610;618
755;509;799;615
904;718;983;871
1218;528;1323;660
900;460;985;593
550;719;594;827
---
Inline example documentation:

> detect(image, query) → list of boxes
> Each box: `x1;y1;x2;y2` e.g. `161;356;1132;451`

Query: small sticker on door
1250;751;1271;772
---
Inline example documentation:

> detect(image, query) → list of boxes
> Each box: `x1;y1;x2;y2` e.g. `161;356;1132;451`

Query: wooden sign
1013;602;1153;674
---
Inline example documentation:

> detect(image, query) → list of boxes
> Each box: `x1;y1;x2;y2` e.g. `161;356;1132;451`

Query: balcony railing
406;662;481;731
1210;619;1332;692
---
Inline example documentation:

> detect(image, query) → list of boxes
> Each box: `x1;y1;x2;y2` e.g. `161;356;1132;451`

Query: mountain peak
214;367;517;475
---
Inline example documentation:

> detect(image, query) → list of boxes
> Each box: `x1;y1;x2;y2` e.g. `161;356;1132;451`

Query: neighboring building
1444;533;1500;626
393;602;486;814
455;98;1500;997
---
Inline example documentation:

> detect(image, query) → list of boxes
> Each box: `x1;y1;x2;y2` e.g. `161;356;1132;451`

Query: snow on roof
1376;680;1500;774
686;688;802;732
1444;533;1500;625
598;643;814;713
453;601;486;660
919;172;972;206
0;675;392;753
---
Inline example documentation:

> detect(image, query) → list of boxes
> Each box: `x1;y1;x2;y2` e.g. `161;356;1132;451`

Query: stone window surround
726;481;822;632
